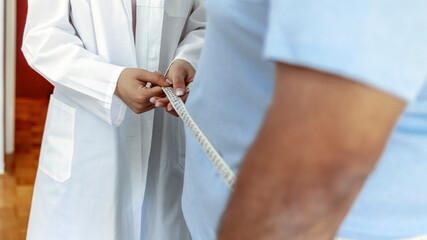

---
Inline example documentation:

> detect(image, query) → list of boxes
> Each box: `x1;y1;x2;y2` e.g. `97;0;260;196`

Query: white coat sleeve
22;0;127;127
172;0;206;69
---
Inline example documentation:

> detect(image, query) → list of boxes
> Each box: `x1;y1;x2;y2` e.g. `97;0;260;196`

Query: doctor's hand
115;68;171;114
153;59;195;117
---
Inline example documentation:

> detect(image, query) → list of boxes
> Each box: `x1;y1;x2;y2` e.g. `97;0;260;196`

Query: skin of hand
218;63;406;240
152;59;195;117
115;68;172;114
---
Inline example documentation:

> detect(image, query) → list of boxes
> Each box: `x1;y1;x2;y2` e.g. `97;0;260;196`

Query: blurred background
0;1;53;239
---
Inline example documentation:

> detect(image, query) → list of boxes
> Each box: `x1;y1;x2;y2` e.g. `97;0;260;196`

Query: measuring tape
162;85;236;190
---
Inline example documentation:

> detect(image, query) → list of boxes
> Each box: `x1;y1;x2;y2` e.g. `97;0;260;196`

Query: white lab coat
22;0;205;239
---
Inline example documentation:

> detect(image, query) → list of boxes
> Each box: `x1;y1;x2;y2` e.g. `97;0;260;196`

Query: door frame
0;0;5;174
5;0;16;156
1;0;16;174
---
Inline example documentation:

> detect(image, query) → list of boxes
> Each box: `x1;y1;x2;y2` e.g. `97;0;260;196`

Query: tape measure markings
162;86;236;190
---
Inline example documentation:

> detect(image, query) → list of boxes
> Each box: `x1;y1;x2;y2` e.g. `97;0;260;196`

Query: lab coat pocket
164;0;193;18
39;95;76;183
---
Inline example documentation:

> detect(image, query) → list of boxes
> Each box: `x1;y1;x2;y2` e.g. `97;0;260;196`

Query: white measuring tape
162;85;237;190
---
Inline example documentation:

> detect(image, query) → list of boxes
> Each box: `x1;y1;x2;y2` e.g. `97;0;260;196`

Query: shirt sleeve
263;0;427;101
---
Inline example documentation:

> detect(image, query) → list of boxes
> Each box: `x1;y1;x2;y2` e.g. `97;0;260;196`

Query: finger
180;94;189;104
169;71;186;97
155;101;165;108
185;68;196;84
154;97;170;108
167;110;179;118
167;102;173;111
144;86;165;99
162;93;189;112
137;70;171;87
154;97;170;105
139;87;165;105
149;96;160;105
165;103;179;117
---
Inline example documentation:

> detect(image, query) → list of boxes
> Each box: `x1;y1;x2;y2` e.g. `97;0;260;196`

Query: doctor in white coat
22;0;205;239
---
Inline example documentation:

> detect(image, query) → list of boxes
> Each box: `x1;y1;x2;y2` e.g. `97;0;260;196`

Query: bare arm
218;63;405;239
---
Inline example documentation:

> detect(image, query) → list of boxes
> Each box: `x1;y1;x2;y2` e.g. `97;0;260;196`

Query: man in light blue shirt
181;0;427;239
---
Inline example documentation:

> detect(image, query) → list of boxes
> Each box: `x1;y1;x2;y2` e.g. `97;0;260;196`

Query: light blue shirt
183;1;427;239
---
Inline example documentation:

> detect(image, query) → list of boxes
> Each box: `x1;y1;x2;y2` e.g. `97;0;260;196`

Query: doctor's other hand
153;59;195;117
115;68;171;114
168;59;195;97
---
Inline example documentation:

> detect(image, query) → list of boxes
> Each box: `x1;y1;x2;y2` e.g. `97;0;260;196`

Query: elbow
319;137;388;198
21;35;36;66
339;132;389;176
301;130;389;196
22;46;34;66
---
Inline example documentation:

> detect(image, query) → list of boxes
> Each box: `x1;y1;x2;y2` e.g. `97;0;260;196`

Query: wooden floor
0;98;49;240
